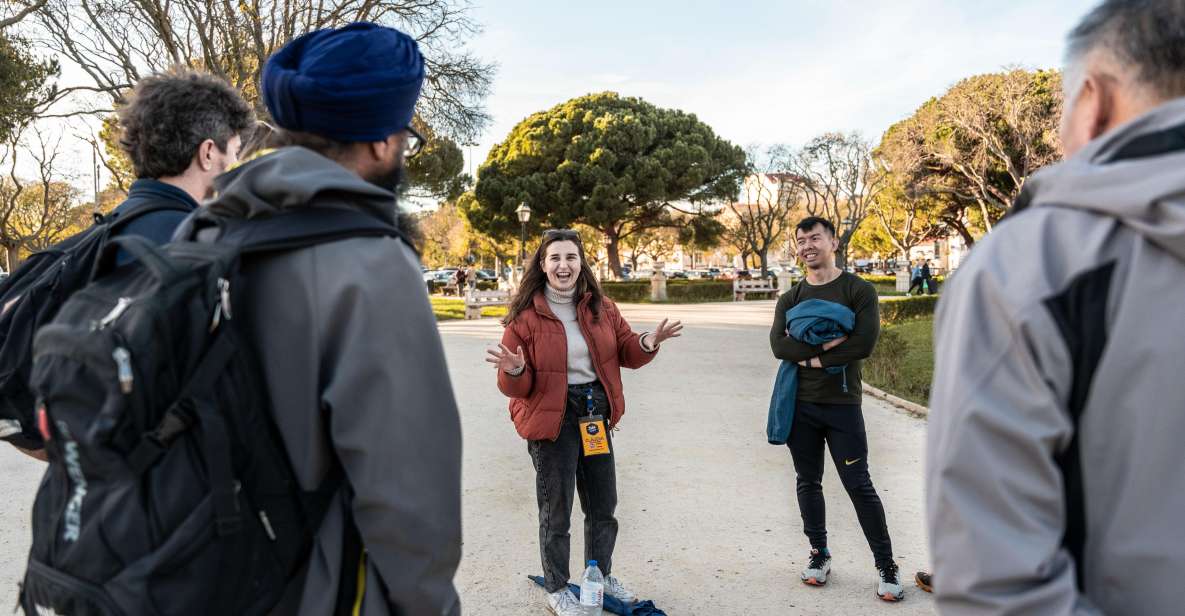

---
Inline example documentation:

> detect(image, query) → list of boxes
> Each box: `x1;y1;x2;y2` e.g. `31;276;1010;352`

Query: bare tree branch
0;0;47;29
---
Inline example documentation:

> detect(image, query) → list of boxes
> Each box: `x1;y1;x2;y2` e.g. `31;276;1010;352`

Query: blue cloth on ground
767;299;855;445
528;576;667;615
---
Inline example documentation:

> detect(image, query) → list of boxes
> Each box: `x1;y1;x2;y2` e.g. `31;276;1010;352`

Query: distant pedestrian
920;261;933;294
908;260;924;295
455;267;468;294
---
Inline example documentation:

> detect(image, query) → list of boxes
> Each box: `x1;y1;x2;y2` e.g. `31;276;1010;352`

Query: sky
17;0;1098;198
461;0;1097;175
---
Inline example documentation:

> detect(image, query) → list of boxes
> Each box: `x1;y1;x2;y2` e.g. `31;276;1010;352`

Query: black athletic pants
788;400;894;567
529;382;618;593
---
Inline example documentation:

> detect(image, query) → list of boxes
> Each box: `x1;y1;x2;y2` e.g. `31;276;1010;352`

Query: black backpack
21;208;407;616
0;202;191;450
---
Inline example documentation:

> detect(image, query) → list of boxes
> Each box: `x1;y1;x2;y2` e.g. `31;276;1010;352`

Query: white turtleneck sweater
544;284;599;385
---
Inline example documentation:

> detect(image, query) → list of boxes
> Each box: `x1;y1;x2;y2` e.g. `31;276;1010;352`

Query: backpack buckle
126;401;196;474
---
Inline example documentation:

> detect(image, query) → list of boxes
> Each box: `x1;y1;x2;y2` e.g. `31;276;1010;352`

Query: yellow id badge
579;415;611;456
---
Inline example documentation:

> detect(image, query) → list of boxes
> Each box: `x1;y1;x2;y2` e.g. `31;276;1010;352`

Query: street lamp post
515;203;531;284
841;217;855;269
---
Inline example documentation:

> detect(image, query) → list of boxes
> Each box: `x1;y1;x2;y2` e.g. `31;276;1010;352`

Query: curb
864;383;929;418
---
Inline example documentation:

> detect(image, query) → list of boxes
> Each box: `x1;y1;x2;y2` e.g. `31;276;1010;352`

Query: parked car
667;270;688;279
707;267;723;280
476;269;497;281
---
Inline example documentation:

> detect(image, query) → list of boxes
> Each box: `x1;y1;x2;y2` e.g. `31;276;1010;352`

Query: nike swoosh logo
844;458;861;466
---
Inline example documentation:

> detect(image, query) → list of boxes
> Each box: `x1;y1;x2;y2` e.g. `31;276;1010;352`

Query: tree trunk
5;245;20;273
758;250;769;276
605;229;623;279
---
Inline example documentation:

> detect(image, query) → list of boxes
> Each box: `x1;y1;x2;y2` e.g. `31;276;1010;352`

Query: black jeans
788;400;894;567
528;382;618;593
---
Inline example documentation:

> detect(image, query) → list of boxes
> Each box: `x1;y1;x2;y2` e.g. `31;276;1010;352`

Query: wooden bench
733;279;778;301
465;289;511;319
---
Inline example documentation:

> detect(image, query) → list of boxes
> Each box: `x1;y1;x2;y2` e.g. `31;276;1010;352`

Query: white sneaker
801;548;832;586
546;589;584;616
877;561;905;602
604;575;637;604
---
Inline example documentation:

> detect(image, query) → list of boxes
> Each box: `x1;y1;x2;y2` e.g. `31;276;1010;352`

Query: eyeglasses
404;126;426;159
542;229;579;241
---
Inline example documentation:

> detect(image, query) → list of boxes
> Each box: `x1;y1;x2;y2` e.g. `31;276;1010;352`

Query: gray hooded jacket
927;98;1185;616
200;147;462;615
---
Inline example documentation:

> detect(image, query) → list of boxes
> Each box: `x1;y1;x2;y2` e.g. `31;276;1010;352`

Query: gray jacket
202;148;463;615
927;98;1185;616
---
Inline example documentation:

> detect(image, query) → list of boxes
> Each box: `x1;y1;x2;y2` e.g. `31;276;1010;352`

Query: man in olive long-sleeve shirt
770;217;902;603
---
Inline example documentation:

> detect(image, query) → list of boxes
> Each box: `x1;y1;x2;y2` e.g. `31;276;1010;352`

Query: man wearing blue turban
195;22;463;616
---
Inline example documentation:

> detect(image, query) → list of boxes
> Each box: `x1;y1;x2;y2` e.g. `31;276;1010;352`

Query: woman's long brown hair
502;229;604;325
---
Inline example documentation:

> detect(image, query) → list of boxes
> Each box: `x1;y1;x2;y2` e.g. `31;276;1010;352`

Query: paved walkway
0;300;935;614
446;300;934;614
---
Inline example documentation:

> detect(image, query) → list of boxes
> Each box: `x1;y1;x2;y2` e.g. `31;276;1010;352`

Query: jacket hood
207;146;399;226
1015;97;1185;261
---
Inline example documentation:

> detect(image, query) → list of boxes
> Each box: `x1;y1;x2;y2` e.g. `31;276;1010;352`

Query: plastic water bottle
579;559;604;614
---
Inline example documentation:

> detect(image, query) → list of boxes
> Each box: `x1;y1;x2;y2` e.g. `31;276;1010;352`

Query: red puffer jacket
497;292;657;440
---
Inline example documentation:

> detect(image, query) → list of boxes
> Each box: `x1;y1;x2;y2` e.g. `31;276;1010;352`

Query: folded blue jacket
767;299;854;444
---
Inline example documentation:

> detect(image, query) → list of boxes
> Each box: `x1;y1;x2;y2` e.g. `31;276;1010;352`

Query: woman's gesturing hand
652;318;684;346
486;343;526;373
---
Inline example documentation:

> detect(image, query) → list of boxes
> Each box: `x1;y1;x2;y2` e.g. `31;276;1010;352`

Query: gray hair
1065;0;1185;101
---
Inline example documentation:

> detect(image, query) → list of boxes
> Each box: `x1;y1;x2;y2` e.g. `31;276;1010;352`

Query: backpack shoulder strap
210;208;410;254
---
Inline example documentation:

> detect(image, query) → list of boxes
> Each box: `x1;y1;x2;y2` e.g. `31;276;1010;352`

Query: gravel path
447;300;935;615
0;300;936;615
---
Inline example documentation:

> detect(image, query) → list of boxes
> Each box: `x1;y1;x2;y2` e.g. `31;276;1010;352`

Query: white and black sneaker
877;561;905;602
604;575;637;605
801;548;832;586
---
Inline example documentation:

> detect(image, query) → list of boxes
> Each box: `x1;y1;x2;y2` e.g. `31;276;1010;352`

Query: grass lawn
865;316;934;406
431;297;508;321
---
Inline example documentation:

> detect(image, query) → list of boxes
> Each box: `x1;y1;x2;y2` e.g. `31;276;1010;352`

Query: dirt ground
0;300;936;615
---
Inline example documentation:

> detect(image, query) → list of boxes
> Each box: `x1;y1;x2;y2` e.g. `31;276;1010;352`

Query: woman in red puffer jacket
487;229;681;615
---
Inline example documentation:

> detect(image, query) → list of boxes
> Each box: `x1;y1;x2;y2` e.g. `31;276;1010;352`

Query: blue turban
262;22;424;142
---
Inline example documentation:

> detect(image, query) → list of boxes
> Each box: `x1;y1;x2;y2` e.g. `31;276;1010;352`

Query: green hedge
600;280;740;303
865;317;934;405
427;280;498;294
600;281;650;302
880;295;939;325
871;282;905;296
668;280;735;302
